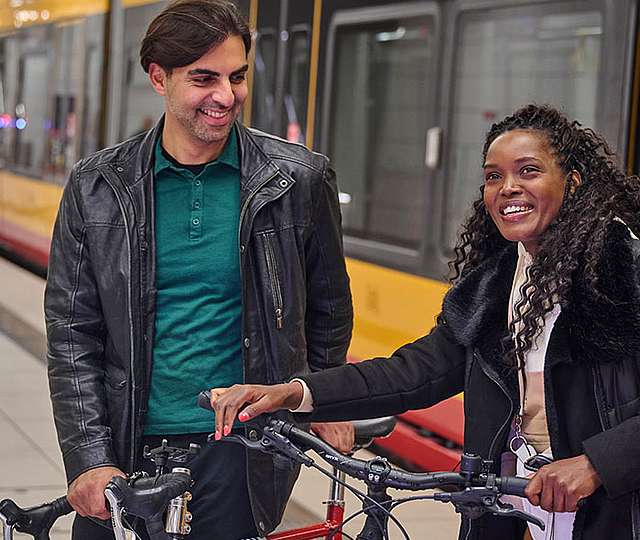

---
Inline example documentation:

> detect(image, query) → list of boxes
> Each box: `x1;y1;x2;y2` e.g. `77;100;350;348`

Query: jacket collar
127;117;280;189
235;122;293;194
442;244;516;349
129;118;163;185
442;221;640;366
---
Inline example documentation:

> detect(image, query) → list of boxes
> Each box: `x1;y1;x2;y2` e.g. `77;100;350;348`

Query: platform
0;257;459;539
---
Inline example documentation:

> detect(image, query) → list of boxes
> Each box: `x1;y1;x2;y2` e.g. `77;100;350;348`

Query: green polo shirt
144;128;243;435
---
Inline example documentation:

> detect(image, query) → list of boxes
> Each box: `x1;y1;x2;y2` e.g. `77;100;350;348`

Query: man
44;1;353;538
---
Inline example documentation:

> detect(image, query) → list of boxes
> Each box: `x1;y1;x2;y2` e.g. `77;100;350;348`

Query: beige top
508;243;561;454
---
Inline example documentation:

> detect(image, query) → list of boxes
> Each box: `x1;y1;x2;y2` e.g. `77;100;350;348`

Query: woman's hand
524;454;602;512
209;382;304;440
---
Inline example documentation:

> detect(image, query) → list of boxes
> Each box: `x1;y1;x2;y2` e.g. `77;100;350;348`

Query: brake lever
488;499;546;531
211;428;313;467
104;483;132;540
435;487;545;531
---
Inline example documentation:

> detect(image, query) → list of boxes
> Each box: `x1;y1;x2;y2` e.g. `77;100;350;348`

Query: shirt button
192;218;200;225
243;338;250;348
116;166;124;172
279;179;288;188
195;179;202;186
240;244;245;253
194;201;201;209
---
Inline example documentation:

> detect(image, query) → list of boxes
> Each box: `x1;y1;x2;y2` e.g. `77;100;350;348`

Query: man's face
150;35;249;149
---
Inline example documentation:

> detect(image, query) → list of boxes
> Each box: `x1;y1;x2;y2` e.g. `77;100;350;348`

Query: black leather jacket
44;120;353;534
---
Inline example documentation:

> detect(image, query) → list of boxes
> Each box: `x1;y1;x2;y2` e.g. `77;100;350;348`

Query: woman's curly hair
449;104;640;369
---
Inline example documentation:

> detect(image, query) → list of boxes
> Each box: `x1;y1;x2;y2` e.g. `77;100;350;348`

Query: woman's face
483;129;567;254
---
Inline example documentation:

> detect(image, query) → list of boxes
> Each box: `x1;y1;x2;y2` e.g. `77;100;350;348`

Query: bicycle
196;390;544;540
222;417;545;539
0;416;395;540
1;407;543;540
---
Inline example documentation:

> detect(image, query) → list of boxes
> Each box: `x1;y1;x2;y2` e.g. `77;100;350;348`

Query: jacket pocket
261;233;284;329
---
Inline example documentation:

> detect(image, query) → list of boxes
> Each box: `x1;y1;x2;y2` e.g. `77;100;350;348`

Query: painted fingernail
238;412;249;421
215;430;221;441
223;425;231;436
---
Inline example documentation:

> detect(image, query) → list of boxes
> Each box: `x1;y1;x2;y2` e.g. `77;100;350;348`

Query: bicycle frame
267;466;346;540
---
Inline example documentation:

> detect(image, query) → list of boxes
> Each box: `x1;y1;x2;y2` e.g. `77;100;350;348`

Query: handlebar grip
197;391;213;412
497;476;529;497
53;497;73;517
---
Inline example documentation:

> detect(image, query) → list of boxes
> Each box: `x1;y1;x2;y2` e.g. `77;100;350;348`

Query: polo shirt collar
154;125;240;174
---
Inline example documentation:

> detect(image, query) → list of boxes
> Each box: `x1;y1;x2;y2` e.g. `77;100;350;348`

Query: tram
1;0;638;470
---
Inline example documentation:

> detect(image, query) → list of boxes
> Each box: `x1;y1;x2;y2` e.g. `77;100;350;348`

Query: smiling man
44;1;353;539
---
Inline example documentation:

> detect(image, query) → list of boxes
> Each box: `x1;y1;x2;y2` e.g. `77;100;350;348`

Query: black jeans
72;432;259;540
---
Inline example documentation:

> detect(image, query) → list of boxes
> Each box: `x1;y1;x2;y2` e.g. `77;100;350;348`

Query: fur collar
442;221;640;365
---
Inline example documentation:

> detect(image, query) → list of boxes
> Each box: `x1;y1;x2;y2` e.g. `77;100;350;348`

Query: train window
120;2;166;141
251;29;276;132
14;48;49;176
283;27;310;144
0;38;8;163
326;14;436;250
80;19;104;159
441;5;603;251
46;22;85;184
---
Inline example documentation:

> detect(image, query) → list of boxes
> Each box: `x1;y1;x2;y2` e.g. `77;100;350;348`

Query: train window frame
251;27;278;133
321;2;442;276
12;40;52;180
283;23;311;143
431;0;637;277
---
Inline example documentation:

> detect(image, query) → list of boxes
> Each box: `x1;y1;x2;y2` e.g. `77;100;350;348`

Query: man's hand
210;382;304;440
524;454;601;513
67;466;126;519
311;422;355;454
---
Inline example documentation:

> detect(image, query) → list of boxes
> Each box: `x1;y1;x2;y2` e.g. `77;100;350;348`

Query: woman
209;105;640;539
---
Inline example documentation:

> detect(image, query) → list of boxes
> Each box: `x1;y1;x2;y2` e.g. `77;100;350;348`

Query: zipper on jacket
262;234;284;329
474;350;515;461
591;364;612;430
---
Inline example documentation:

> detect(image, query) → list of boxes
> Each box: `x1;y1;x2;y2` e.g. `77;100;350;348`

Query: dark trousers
72;432;259;540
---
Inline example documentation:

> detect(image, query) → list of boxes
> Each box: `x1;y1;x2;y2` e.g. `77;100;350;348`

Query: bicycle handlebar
269;419;528;497
1;469;192;540
0;496;73;540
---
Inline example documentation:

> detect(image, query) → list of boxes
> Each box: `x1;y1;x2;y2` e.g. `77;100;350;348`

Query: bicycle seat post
325;465;346;539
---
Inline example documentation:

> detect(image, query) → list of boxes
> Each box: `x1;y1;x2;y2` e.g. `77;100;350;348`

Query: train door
319;2;442;273
249;0;315;142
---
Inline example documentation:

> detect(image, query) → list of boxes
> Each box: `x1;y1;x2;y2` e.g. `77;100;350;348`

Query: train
1;0;639;471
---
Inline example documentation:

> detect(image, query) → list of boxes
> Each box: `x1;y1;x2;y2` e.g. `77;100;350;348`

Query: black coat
301;221;640;539
45;119;353;535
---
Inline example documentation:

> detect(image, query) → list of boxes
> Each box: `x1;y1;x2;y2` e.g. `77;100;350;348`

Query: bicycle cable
310;461;411;540
122;513;143;540
336;493;438;537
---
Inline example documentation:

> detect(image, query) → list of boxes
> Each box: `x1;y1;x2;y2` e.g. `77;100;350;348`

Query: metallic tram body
1;0;639;470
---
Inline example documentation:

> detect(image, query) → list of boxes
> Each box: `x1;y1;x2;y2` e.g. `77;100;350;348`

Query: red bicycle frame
267;466;347;540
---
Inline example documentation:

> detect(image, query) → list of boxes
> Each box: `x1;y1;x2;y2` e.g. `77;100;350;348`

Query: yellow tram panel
0;171;61;239
345;257;449;361
0;0;107;32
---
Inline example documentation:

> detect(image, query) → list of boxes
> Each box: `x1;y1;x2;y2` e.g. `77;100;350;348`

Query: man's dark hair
140;0;251;74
